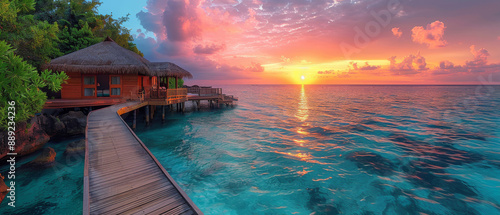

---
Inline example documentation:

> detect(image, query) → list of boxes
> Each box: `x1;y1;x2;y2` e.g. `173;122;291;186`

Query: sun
301;75;305;80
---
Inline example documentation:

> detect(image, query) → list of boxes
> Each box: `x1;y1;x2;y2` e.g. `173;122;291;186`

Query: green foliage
167;77;185;89
0;0;61;68
0;40;68;129
59;22;100;54
33;0;143;56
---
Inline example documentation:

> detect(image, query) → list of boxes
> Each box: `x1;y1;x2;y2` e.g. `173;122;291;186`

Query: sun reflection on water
295;85;309;122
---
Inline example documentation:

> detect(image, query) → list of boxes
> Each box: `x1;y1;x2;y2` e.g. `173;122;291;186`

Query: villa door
96;75;110;97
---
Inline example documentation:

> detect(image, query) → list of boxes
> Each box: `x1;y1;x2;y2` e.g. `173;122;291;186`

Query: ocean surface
133;85;500;215
1;85;499;215
0;136;84;214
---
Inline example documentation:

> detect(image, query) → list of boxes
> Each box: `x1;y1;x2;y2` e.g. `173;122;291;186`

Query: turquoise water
131;85;500;215
1;85;499;214
0;136;84;214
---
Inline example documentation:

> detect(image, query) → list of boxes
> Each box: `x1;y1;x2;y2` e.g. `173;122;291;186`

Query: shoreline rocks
64;139;85;155
0;110;87;160
0;116;50;160
0;174;7;203
26;147;57;167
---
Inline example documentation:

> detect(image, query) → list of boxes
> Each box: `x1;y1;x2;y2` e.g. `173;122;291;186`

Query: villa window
111;76;121;85
110;75;122;97
84;76;95;85
83;75;96;97
111;88;121;96
84;88;95;96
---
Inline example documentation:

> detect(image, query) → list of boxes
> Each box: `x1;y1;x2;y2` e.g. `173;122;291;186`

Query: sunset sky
99;0;500;85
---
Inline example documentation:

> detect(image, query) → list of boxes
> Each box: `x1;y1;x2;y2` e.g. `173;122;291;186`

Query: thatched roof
43;37;151;75
148;62;193;79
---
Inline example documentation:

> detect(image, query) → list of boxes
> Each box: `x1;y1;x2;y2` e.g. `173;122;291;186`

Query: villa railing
150;88;187;100
187;87;222;96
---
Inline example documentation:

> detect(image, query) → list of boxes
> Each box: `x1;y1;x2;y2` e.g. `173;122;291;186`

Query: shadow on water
306;187;340;215
345;151;396;176
387;132;487;214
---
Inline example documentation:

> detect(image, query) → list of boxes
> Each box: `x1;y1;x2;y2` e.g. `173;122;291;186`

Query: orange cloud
388;52;428;75
392;27;402;38
350;62;380;70
466;45;490;67
411;21;447;48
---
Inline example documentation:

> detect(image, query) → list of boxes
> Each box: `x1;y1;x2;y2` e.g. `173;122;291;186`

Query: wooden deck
84;101;203;215
44;98;125;109
186;87;238;107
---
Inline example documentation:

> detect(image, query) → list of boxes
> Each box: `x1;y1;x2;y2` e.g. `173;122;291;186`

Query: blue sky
97;0;152;38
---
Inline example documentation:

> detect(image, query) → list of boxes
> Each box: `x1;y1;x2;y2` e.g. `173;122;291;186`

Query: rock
59;111;87;136
0;174;6;204
0;174;7;193
27;147;57;167
0;115;50;160
64;139;85;155
39;114;65;136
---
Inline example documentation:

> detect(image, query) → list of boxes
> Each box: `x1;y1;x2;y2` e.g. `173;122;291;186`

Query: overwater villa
43;36;196;109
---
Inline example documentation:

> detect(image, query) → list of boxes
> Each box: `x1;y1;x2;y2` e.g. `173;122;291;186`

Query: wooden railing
150;88;187;100
167;88;187;100
187;87;222;96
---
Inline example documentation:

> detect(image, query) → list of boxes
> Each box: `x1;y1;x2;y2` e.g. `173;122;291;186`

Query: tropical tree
0;40;68;129
0;0;62;68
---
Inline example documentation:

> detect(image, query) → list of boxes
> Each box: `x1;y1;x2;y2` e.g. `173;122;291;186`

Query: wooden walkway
84;101;203;215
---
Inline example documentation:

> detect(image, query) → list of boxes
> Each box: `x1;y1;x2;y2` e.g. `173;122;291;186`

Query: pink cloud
388;52;428;75
392;28;402;38
466;45;490;67
350;62;380;70
246;62;264;73
411;21;447;48
434;45;499;74
193;43;226;55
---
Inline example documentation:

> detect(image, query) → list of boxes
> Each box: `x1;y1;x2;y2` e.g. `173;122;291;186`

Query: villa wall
61;72;82;99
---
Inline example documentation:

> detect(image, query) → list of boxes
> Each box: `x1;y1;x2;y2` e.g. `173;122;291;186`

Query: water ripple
136;85;500;215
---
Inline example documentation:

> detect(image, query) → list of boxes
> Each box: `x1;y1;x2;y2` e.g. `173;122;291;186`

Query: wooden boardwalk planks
84;101;202;215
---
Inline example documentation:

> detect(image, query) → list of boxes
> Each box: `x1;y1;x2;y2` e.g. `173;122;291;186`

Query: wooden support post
150;105;154;121
145;105;150;125
182;102;185;112
133;110;137;129
162;105;165;122
157;76;160;98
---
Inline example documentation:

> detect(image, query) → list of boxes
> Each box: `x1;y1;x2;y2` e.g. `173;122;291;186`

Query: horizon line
192;84;500;86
